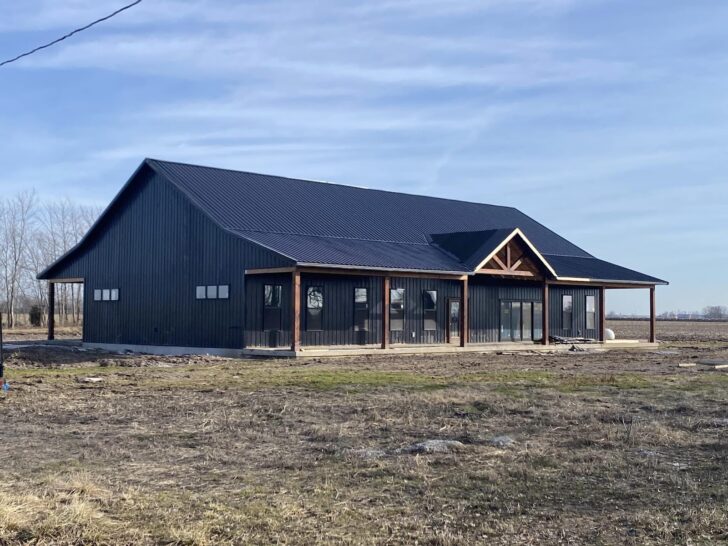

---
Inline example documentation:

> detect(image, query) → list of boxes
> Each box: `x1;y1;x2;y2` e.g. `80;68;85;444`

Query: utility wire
0;0;143;68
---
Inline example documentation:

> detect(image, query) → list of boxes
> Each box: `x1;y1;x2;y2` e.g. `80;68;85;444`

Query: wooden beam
599;286;606;342
478;269;535;277
542;280;549;345
291;270;301;352
460;277;468;347
48;282;55;342
491;255;508;271
382;277;391;349
649;286;656;343
506;243;512;269
510;258;524;271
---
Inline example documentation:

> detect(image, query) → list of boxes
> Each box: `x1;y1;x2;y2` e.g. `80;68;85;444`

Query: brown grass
1;325;727;544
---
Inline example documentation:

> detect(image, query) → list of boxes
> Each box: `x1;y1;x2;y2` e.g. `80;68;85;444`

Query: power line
0;0;143;68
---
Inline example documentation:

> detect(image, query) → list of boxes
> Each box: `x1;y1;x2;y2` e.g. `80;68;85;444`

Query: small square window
111;289;119;301
94;289;102;301
218;285;229;299
102;289;111;301
207;285;218;299
196;286;206;299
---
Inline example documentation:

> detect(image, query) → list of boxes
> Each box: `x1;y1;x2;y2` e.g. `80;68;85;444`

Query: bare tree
703;306;728;320
0;191;36;328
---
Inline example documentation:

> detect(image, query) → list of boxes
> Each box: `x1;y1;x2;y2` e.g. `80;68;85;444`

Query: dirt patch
0;327;727;544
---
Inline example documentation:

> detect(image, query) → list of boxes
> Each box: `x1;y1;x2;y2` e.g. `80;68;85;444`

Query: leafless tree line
0;191;101;328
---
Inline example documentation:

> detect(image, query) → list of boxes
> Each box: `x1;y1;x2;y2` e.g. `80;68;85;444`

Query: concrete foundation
81;340;659;359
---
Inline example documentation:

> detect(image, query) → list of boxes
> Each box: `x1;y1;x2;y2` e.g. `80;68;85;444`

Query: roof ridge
146;157;519;212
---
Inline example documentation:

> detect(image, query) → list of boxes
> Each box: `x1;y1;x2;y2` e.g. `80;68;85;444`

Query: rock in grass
488;435;515;448
402;440;465;454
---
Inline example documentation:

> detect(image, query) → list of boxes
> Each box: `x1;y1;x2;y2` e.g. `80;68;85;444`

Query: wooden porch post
291;270;301;352
599;286;606;342
382;276;390;349
542;280;549;345
649;286;656;343
460;276;468;347
48;282;55;342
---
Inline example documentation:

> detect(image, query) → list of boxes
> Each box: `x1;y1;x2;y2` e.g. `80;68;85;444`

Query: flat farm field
1;322;727;545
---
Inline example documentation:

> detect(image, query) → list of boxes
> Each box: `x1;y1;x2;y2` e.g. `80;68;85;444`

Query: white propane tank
605;328;616;341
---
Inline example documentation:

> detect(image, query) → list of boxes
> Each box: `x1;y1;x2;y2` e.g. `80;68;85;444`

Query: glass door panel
500;301;512;341
511;303;521;341
522;302;532;341
533;302;543;342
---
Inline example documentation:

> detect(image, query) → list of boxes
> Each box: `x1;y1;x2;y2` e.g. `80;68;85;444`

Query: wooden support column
542;280;549;345
649;286;656;343
48;282;55;342
599;286;606;342
382;277;391;349
460;276;468;347
291;271;301;352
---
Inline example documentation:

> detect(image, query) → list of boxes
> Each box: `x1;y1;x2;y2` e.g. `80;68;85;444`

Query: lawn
0;323;727;545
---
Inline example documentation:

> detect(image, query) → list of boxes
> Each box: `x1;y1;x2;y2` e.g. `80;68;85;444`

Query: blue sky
1;0;726;314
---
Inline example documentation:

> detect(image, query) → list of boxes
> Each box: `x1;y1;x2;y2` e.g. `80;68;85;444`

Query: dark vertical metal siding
389;277;461;345
47;167;291;349
548;285;600;339
299;273;382;347
468;278;543;343
244;273;292;348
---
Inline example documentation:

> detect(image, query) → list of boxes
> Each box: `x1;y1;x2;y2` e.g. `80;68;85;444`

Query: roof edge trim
37;160;151;280
473;228;559;278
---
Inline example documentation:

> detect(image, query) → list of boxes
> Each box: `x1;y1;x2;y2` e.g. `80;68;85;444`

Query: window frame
423;290;437;331
263;284;283;331
94;289;102;302
390;288;405;332
353;287;369;332
562;294;573;330
306;286;324;331
585;295;596;330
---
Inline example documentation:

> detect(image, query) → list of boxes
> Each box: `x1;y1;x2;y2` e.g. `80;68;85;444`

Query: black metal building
38;159;667;355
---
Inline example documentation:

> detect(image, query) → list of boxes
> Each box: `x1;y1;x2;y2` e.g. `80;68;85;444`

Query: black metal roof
38;158;668;284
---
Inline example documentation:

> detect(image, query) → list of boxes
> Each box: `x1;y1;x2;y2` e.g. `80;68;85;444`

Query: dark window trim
499;299;543;342
390;288;405;332
94;288;120;303
423;290;437;331
196;284;230;301
306;286;324;332
354;287;369;332
562;294;573;329
263;284;283;332
585;295;596;330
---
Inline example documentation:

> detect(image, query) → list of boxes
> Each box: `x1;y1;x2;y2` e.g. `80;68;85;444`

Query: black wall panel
47;167;292;349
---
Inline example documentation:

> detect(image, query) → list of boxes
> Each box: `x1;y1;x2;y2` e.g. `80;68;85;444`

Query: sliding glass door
500;301;543;342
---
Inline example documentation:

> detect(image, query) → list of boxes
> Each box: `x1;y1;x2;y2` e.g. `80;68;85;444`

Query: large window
354;288;369;331
390;288;405;331
586;295;596;330
562;295;573;329
423;290;437;331
306;286;323;331
263;284;282;331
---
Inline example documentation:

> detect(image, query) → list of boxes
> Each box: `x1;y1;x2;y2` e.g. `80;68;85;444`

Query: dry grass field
1;321;727;545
